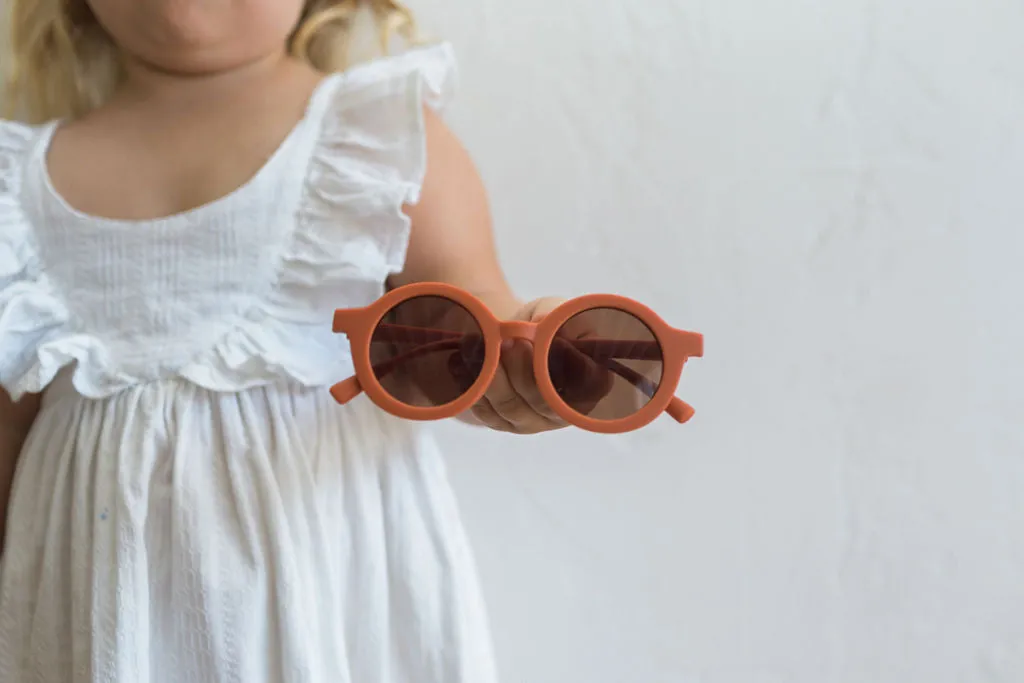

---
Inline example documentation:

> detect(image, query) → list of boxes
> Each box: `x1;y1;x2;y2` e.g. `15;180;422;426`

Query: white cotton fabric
0;44;499;683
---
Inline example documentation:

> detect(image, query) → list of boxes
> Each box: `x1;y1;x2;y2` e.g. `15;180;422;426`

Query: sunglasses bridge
498;321;538;342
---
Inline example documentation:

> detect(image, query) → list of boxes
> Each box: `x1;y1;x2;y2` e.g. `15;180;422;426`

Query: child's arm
392;109;567;434
396;109;520;315
0;390;40;553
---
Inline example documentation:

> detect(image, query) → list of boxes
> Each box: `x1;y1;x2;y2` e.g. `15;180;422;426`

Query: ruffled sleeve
0;120;72;401
269;42;457;318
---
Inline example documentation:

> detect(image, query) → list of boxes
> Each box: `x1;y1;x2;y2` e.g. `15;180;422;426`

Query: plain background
409;0;1024;681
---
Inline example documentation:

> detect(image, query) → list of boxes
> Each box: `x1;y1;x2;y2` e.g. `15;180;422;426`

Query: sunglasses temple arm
374;325;663;361
368;332;677;408
357;335;649;400
330;376;366;405
338;342;697;423
331;340;466;405
360;340;657;400
599;356;695;423
666;397;696;424
599;357;658;397
358;332;697;420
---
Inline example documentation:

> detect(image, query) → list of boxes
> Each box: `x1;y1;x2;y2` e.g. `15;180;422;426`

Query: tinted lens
548;308;664;421
370;296;486;408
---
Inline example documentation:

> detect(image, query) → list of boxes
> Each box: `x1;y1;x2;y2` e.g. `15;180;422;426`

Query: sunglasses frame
331;282;704;434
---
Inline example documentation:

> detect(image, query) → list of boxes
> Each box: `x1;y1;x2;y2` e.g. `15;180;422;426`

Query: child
0;1;571;680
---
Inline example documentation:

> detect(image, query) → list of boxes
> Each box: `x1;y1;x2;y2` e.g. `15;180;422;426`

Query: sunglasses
330;283;704;434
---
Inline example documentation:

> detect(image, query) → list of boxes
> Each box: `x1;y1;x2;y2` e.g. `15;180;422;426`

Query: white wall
411;0;1024;681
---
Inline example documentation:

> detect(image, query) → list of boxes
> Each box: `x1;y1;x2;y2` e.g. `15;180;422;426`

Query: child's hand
468;298;611;434
465;298;566;433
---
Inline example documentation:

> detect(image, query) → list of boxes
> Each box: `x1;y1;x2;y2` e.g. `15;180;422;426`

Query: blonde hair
1;0;421;123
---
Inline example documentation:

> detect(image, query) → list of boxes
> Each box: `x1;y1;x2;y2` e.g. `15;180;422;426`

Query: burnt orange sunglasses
330;283;704;433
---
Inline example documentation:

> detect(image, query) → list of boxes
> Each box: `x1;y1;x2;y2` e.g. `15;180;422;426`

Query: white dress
0;44;498;683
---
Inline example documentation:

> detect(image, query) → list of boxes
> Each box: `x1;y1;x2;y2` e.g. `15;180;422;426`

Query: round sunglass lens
547;308;664;421
370;296;486;408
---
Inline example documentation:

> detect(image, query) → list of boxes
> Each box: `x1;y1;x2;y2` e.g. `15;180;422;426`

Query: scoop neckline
35;72;343;229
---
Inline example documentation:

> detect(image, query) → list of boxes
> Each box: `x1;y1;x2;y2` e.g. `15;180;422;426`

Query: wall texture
411;0;1024;681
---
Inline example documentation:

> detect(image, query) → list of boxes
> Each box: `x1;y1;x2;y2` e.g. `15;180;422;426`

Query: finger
483;344;558;432
500;339;564;423
477;396;560;434
467;400;517;433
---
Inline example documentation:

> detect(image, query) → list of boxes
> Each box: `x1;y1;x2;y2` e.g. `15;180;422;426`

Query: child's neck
114;49;300;110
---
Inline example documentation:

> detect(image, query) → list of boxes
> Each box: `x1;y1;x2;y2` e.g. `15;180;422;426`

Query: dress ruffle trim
0;44;456;400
